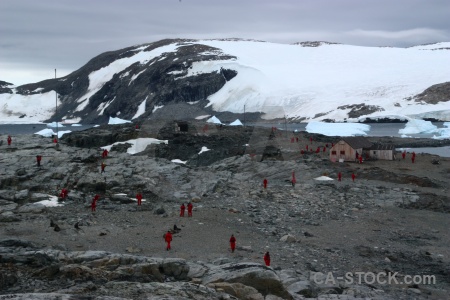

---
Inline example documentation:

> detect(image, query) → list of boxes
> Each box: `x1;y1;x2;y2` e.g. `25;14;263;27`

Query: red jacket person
36;155;42;167
180;203;186;217
187;202;193;217
264;252;271;266
165;231;173;250
136;192;143;206
230;234;236;253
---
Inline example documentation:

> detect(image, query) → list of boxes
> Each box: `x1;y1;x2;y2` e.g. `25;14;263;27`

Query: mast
55;69;58;142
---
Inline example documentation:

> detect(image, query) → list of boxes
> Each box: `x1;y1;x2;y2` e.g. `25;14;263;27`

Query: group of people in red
401;150;416;163
229;234;271;266
179;202;193;217
298;136;334;155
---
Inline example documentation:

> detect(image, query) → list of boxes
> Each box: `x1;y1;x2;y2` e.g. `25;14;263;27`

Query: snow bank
108;117;132;125
36;195;64;207
432;122;450;140
398;119;437;134
314;176;334;181
229;119;243;126
195;115;210;120
101;138;168;154
34;128;55;137
306;122;370;136
207;116;222;124
198;146;210;154
47;122;65;128
171;159;187;164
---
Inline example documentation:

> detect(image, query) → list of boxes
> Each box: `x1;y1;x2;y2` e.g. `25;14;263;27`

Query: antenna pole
55;69;58;142
285;115;288;137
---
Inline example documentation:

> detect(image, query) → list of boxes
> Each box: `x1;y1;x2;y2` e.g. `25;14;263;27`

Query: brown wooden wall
329;141;361;162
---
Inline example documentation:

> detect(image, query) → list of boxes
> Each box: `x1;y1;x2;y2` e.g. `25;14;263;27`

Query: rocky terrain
0;122;449;299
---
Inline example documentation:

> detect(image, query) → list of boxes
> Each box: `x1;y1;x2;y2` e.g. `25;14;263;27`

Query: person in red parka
402;151;406;159
264;252;271;266
263;178;268;189
411;151;416;163
187;202;193;217
136;192;142;206
180;203;186;217
351;173;356;182
291;171;296;187
338;172;342;181
7;135;12;146
91;199;97;212
359;155;363;164
165;230;173;250
230;234;236;253
101;162;106;173
60;188;68;199
36;155;42;167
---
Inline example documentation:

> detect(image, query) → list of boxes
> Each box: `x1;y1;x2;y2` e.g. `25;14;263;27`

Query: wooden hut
329;137;372;162
366;143;396;160
329;136;395;162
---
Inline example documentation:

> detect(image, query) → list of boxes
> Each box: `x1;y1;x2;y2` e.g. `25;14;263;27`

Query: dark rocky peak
0;80;14;94
8;39;239;124
413;81;450;104
293;41;340;47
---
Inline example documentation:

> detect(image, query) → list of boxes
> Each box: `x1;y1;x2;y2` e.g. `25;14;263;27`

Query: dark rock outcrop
413;81;450;104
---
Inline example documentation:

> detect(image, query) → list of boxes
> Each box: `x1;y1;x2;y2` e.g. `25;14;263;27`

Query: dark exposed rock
63;125;139;148
154;207;165;215
399;193;450;213
0;80;14;94
413;81;450;104
337;103;384;118
0;238;39;248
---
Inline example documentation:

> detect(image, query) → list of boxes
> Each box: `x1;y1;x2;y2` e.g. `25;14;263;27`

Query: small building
174;121;189;132
366;144;396;160
329;136;395;162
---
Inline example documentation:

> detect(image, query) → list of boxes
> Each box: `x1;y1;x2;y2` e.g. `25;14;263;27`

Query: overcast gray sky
1;0;449;85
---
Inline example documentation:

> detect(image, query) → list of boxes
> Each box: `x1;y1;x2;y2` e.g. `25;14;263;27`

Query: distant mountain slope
1;39;449;124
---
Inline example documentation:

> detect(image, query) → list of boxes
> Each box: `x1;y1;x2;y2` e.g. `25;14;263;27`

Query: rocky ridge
0;123;449;299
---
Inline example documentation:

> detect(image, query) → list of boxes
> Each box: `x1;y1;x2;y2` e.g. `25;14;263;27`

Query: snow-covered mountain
1;39;449;124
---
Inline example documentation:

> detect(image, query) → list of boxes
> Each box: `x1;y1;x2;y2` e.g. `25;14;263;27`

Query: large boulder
17;203;47;213
0;200;18;213
207;282;264;300
161;258;190;280
202;262;291;299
